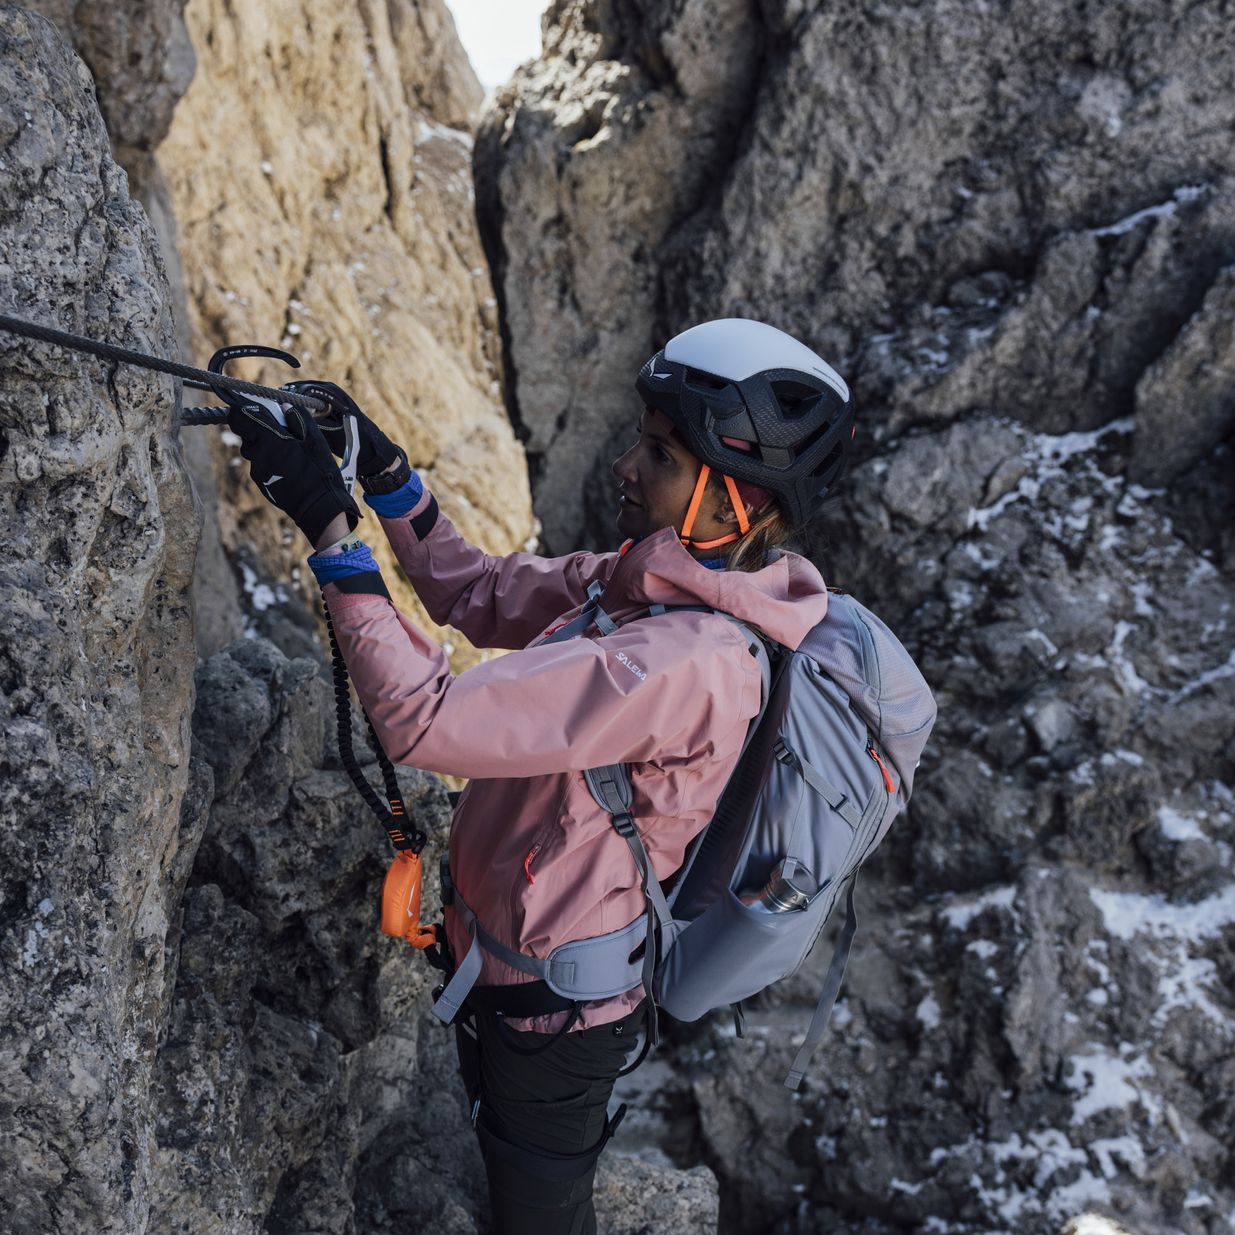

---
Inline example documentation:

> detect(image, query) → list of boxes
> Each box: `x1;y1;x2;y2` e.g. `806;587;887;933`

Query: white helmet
635;319;854;527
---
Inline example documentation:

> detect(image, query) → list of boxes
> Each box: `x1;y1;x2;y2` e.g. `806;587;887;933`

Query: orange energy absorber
380;850;438;949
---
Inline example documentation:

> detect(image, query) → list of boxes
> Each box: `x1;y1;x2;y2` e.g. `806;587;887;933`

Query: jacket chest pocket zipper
522;842;542;885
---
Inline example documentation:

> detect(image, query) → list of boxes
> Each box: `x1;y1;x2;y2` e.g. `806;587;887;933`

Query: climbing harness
0;313;439;955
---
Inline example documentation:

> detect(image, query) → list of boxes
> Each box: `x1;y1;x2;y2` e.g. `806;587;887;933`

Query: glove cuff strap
360;446;412;495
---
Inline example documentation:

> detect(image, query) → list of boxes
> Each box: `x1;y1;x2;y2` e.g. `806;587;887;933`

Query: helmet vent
684;367;731;392
811;443;844;478
794;420;831;458
771;379;822;418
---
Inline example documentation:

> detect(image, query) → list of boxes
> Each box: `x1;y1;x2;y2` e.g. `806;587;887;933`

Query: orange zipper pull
868;745;896;794
523;843;541;885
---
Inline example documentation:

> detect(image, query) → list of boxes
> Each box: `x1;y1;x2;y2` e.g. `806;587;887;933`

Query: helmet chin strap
679;465;751;551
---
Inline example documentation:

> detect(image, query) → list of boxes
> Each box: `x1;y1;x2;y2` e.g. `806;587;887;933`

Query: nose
611;442;637;485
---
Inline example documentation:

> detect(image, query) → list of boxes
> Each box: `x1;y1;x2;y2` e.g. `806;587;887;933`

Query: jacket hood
600;526;828;649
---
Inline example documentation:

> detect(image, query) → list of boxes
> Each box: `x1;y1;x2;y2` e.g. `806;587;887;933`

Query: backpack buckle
611;812;637;839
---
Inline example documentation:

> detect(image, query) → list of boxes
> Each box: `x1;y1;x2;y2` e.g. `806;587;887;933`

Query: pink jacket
323;488;829;1029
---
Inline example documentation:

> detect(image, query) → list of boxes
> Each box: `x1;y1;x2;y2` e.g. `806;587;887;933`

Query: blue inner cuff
308;543;381;585
364;474;424;518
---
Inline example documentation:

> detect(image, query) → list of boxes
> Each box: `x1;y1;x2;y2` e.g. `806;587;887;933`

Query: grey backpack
587;588;937;1088
432;583;936;1089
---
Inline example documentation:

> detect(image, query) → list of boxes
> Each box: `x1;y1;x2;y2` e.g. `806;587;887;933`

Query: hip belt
430;856;649;1027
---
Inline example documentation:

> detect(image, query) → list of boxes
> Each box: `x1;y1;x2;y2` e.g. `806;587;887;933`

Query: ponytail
725;503;794;573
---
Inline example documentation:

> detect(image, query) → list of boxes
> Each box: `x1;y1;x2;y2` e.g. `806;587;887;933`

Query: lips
619;491;643;508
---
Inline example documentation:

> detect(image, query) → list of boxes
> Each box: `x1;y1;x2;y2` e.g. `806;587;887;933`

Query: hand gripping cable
0;314;437;953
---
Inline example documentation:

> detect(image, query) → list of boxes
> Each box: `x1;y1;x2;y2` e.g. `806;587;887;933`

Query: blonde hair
725;503;794;572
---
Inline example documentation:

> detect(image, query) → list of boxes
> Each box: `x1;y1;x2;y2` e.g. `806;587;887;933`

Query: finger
283;408;308;441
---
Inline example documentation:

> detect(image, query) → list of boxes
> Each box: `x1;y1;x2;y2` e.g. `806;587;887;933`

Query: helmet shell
635;319;854;527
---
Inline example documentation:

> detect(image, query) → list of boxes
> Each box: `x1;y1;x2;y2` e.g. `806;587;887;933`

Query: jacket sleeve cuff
307;544;390;598
376;486;440;544
363;472;425;518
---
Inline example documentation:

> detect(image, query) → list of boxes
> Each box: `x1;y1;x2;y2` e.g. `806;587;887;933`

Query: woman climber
227;317;854;1235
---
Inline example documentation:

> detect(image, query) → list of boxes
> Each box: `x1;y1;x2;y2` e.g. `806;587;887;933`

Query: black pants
455;1001;647;1235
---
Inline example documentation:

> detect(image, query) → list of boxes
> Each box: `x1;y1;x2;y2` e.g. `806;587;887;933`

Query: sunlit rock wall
157;0;533;663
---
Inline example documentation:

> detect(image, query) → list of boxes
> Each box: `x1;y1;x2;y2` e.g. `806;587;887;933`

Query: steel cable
0;312;327;413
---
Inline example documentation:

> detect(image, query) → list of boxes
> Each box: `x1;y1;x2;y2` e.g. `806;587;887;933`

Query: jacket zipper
523;842;541;885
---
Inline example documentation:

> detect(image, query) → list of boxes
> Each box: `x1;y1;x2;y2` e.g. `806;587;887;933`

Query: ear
711;496;757;528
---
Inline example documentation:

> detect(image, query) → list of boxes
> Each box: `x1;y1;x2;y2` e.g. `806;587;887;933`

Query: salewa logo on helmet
615;651;647;681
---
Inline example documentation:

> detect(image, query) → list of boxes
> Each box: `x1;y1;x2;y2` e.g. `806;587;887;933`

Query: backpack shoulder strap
584;764;668;1045
581;606;775;1046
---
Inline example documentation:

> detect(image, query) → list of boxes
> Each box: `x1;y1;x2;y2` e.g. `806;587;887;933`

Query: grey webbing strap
583;764;665;1044
543;579;617;643
795;755;865;831
541;609;591;645
584;766;673;932
474;919;577;988
592;605;618;636
432;903;484;1025
431;895;581;1025
784;876;859;1090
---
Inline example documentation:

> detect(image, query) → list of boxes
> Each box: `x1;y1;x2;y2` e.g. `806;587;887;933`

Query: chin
615;506;645;540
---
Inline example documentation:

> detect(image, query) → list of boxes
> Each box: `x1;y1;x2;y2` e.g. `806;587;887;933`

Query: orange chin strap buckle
380;849;439;949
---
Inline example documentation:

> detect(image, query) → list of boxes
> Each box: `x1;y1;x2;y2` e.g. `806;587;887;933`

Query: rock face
479;2;1235;1232
152;639;469;1234
478;0;1235;554
157;0;531;663
20;0;194;200
0;9;196;1230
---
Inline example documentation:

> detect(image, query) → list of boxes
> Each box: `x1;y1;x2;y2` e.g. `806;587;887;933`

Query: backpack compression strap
540;580;618;645
784;874;859;1090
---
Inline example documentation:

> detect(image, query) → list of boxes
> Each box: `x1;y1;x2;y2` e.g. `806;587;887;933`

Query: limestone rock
594;1156;720;1234
156;0;532;668
20;0;194;196
478;0;1235;552
474;0;763;551
1131;263;1235;486
0;9;196;1230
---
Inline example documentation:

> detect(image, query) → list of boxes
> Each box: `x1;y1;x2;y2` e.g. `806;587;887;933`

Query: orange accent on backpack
868;746;896;794
380;850;438;949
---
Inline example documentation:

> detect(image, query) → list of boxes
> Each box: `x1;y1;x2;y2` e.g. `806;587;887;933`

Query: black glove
280;380;405;483
227;399;360;544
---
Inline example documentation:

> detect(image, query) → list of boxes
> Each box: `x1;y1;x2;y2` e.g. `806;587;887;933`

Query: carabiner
207;344;302;428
